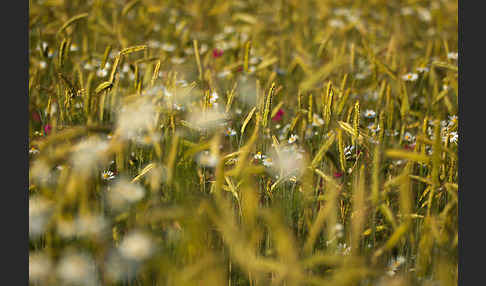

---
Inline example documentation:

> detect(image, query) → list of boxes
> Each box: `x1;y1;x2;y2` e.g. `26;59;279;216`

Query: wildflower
262;157;273;167
108;179;146;210
44;124;52;135
448;115;458;127
416;66;429;73
403;131;415;142
57;252;97;285
402;73;418;81
171;57;186;64
119;231;153;261
39;61;47;69
333;172;343;178
209;91;219;103
225;127;237;136
96;68;108;78
272;108;284;122
404;144;416;151
336;243;351;256
148;40;160;49
401;7;414;16
75;215;107;237
70;137;110;170
312;113;324;126
116;98;157;139
212;48;224;58
217;70;231;78
224;26;235;34
329;19;345;28
29;252;52;283
447;52;458;60
254;152;264;160
29;146;39;155
355;72;369;80
69;43;78;51
449;131;458;144
200;43;208;54
344;145;356;159
161;43;176;52
29;196;52;237
363;109;376;119
197;151;218;167
367;123;380;134
102;170;116;181
417;8;432;22
83;63;93;71
288;134;298;144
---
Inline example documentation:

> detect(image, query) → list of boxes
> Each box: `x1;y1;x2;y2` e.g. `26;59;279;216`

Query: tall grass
29;0;458;285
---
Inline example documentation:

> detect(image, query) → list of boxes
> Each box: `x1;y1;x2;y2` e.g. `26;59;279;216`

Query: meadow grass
29;0;458;285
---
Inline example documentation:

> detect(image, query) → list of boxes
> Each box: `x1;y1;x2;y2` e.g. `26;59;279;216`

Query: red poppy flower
272;109;284;122
212;48;223;58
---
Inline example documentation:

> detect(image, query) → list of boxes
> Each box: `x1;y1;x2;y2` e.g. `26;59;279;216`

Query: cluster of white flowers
119;231;154;261
56;252;98;285
427;116;458;144
29;196;53;238
108;179;146;210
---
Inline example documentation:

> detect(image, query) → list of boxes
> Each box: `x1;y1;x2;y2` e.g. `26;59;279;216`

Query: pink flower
333;172;343;178
212;48;223;58
404;144;415;151
44;124;52;135
272;109;284;122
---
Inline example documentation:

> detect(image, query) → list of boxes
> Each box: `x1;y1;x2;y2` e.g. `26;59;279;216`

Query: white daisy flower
253;152;264;160
119;231;153;261
363;109;376;119
448;115;458;127
312;113;325;126
225;128;237;136
404;131;415;142
447;52;458;60
449;131;458;144
209;91;219;103
367;123;380;134
288;134;299;144
402;73;418;81
102;170;115;181
69;43;78;52
29;146;39;155
96;68;108;78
